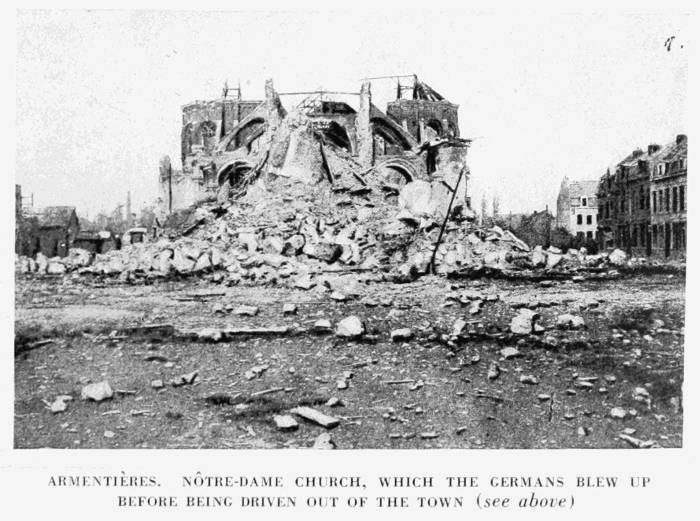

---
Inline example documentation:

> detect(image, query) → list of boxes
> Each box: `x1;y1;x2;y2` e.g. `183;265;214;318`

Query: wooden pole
429;166;465;274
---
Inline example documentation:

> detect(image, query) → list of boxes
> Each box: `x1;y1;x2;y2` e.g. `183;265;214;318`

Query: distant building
34;206;80;257
556;177;598;240
497;209;554;248
596;134;686;258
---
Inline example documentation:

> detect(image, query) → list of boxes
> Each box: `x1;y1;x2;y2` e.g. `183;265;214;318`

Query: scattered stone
556;313;586;329
326;397;343;408
633;386;651;407
608;248;628;266
669;396;681;414
291;406;340;429
335;316;364;338
361;297;379;307
282;303;297;315
619;433;658;448
49;395;73;414
537;394;551;402
172;371;198;387
234;305;259;316
520;375;539;385
487;362;501;381
312;432;336;449
329;291;347;302
294;276;316;290
244;365;268;380
609;407;628;419
197;328;224;342
531;249;546;267
510;309;539;334
313;319;333;332
452;319;468;337
273;414;299;432
420;432;439;440
47;261;67;275
409;380;424;391
391;328;414;342
150;379;164;389
468;300;482;315
103;430;115;439
500;347;521;359
81;381;114;402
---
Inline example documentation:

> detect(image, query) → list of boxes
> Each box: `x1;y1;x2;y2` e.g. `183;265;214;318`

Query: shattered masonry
159;76;470;217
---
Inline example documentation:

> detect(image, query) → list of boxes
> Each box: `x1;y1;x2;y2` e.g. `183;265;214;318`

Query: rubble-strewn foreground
15;268;683;448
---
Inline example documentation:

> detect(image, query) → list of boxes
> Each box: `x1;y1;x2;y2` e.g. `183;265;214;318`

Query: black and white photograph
12;8;688;454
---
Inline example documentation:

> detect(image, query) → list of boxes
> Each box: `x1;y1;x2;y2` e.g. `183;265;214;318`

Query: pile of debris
15;173;636;286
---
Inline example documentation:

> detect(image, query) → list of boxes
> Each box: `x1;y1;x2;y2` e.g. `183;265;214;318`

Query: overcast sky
15;10;688;217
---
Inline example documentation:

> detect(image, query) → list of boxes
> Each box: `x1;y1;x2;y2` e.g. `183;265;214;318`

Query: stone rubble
15;170;651;289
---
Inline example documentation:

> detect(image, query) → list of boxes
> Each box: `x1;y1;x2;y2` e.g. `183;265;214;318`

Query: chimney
648;144;661;155
676;134;687;145
632;148;644;159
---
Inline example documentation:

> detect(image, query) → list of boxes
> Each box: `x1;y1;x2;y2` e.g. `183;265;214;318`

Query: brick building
650;134;687;258
556;177;598;240
596;134;687;258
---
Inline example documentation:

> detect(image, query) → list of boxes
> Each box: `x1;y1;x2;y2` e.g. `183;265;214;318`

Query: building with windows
555;177;598;240
596;134;687;258
649;134;687;258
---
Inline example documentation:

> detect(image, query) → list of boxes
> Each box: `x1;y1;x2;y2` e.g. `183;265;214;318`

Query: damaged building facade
596;134;687;258
159;76;470;218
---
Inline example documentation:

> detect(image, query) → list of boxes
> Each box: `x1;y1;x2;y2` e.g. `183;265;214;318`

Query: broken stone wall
386;98;460;141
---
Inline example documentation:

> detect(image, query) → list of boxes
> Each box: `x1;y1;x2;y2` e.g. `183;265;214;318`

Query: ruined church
159;76;471;218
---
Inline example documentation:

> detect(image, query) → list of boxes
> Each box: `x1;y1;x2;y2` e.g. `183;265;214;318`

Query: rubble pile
15;171;640;287
15;112;647;286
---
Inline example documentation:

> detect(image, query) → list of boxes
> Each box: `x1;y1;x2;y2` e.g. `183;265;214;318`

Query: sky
15;10;688;218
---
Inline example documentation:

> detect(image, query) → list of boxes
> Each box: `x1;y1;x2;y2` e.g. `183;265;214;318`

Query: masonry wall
650;168;687;259
386;99;459;142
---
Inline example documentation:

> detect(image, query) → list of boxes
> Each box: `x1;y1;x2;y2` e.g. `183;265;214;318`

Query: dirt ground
14;272;684;449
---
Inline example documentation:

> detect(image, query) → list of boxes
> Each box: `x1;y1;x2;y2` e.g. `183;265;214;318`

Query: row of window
656;159;686;176
652;185;685;214
576;214;595;226
599;183;685;219
616;221;687;252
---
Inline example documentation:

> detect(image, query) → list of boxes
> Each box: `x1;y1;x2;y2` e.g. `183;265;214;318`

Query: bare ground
14;273;684;449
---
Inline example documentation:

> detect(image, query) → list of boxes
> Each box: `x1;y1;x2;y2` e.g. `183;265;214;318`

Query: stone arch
322;121;353;152
371;117;413;152
220;117;267;152
217;160;254;187
375;158;419;185
425;119;443;141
